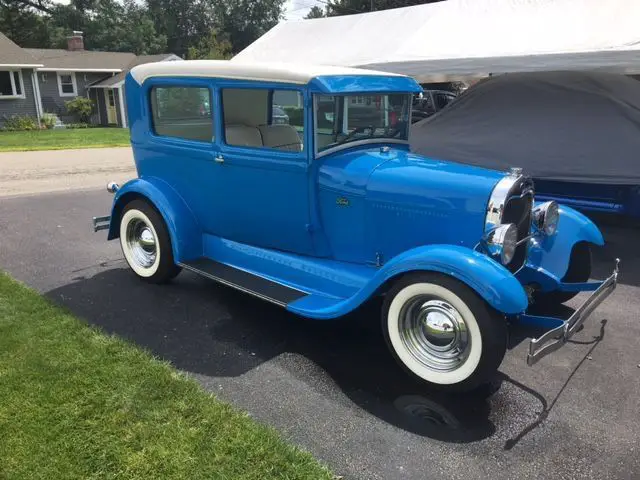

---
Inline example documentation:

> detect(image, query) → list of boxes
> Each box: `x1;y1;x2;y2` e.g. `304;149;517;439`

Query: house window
0;70;25;98
57;72;77;97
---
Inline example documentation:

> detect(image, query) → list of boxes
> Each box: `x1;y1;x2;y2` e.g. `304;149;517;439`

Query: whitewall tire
119;199;181;283
382;273;507;391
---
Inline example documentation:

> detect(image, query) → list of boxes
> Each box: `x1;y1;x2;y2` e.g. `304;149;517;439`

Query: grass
0;272;334;480
0;128;131;152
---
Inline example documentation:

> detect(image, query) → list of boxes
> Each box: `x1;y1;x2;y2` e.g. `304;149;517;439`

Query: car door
206;83;315;256
139;79;228;238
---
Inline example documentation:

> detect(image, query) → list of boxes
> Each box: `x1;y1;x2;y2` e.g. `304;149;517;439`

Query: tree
214;0;286;54
145;0;213;57
305;5;325;19
0;0;54;47
325;0;444;16
186;29;232;59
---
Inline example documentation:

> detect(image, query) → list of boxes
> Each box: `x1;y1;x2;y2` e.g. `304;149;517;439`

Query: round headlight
487;223;518;265
534;201;559;236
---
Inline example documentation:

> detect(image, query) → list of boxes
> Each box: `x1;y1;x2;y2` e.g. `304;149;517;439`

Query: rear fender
107;177;202;262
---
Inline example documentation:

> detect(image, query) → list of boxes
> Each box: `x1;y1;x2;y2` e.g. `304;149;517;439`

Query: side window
221;88;304;152
151;86;213;142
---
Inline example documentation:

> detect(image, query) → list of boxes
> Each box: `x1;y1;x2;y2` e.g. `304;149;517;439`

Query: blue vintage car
93;61;619;391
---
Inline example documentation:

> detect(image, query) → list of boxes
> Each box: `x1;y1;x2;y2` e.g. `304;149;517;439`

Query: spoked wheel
119;199;181;283
382;273;507;391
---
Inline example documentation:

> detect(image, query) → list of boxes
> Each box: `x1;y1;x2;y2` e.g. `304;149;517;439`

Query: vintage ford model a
93;61;618;391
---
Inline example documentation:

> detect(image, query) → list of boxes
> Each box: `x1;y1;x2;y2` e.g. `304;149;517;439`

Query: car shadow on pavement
48;267;506;443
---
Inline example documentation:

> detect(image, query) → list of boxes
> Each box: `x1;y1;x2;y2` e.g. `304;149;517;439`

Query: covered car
410;71;640;217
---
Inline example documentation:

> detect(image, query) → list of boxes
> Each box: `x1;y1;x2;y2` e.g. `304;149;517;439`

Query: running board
179;258;308;307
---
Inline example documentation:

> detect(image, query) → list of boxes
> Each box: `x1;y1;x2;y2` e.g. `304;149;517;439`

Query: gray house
0;31;180;128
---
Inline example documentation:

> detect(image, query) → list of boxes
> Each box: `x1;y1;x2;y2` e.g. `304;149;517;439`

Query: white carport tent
233;0;640;82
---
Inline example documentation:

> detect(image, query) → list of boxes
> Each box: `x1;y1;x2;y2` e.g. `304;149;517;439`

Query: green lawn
0;128;131;152
0;272;333;480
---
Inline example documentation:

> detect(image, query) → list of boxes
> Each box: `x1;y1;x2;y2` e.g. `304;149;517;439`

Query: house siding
38;71;111;121
0;68;38;127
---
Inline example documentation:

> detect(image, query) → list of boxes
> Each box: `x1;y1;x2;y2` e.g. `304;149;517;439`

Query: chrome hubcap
399;297;470;372
125;218;157;268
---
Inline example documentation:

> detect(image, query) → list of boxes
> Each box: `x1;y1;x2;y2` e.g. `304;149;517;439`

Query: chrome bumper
92;215;111;232
527;258;619;366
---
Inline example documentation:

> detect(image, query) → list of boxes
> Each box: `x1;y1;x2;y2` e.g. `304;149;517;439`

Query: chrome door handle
214;154;224;164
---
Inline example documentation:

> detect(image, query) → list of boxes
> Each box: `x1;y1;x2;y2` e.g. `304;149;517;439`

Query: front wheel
382;273;507;391
119;199;181;283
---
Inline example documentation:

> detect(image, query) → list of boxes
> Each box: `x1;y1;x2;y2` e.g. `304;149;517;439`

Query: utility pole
370;0;373;11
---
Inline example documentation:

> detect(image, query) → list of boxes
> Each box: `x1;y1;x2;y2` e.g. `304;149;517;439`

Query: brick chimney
67;31;84;51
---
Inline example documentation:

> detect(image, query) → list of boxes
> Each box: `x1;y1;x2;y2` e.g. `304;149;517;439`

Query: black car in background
412;90;457;123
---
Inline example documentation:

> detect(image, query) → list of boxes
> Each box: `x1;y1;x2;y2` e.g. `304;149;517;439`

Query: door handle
214;154;224;164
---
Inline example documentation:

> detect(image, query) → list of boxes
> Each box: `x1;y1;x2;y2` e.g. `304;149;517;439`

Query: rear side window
150;86;213;142
221;88;304;152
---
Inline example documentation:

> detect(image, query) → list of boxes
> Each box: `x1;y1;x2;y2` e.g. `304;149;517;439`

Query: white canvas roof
233;0;640;82
129;60;405;85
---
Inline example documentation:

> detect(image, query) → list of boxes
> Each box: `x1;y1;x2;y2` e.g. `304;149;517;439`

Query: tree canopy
0;0;285;57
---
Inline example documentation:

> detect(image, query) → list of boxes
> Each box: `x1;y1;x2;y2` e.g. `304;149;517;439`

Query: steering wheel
337;126;373;143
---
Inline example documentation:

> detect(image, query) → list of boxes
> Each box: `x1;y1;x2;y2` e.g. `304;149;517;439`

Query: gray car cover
410;71;640;185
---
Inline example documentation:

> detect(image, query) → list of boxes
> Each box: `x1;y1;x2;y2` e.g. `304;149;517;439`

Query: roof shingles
0;32;41;66
23;48;136;70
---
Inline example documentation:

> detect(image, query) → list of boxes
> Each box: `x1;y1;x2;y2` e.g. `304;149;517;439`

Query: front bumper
521;258;619;366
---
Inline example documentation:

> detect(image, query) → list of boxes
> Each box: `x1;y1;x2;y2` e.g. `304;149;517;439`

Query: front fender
518;205;604;291
289;245;529;319
107;177;202;262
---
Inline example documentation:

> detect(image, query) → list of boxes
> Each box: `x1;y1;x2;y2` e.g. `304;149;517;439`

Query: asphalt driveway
0;189;638;479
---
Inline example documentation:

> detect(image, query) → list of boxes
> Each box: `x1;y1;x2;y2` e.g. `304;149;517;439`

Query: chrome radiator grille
501;188;533;272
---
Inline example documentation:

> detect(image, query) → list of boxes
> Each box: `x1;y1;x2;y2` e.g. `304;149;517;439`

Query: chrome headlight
533;201;559;235
486;223;518;265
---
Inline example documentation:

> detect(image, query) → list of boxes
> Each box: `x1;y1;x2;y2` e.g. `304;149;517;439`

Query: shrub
64;97;94;123
65;123;99;129
1;114;39;131
41;113;57;129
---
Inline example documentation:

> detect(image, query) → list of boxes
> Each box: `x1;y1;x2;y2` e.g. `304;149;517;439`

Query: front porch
88;84;127;128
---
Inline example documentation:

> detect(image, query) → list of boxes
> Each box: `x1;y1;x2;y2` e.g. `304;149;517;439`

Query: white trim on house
88;80;124;89
39;68;122;73
0;69;26;99
117;86;127;128
0;63;43;68
31;70;42;122
57;71;78;97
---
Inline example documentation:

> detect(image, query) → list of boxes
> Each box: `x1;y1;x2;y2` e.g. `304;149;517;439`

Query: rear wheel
119;199;181;283
382;273;507;391
536;242;591;305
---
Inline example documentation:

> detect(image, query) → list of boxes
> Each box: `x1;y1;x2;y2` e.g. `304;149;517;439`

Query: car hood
319;147;506;255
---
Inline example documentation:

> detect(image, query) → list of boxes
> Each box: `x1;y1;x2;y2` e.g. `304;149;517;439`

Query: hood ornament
508;167;523;177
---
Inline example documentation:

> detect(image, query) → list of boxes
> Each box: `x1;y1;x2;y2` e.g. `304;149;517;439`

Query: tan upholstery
225;125;263;147
258;124;303;152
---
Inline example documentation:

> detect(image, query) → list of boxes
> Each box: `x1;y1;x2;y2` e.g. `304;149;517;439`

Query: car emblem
336;197;350;207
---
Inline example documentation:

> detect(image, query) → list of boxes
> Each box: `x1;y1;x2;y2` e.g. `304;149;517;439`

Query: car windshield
315;93;411;153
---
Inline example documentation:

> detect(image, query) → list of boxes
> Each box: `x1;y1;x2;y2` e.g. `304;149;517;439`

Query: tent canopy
233;0;640;82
